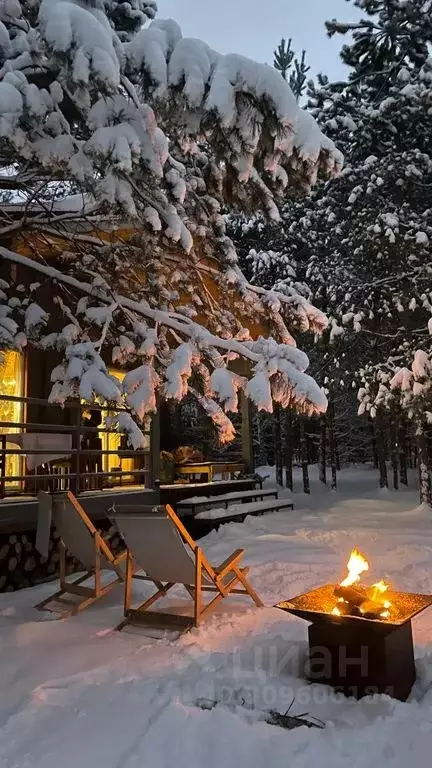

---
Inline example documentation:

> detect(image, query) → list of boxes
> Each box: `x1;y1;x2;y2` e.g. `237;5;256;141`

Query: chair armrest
113;548;127;566
215;548;244;577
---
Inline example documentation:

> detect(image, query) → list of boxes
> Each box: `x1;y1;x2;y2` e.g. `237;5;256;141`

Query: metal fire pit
277;584;432;701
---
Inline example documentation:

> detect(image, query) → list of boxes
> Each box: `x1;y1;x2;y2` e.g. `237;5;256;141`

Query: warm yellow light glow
103;369;127;480
340;548;369;587
334;548;392;620
370;580;390;603
0;351;24;489
101;369;150;485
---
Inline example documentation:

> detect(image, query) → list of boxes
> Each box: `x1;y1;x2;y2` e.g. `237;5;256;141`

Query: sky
156;0;362;82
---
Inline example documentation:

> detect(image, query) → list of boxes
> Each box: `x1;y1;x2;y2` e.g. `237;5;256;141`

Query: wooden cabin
0;224;260;589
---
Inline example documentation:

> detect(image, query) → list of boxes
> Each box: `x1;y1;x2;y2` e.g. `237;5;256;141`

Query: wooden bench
194;497;294;535
177;488;278;516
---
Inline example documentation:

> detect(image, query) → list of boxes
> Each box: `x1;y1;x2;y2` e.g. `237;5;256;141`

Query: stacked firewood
0;522;123;592
334;585;389;619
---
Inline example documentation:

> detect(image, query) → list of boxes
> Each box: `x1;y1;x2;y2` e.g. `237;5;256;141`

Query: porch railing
0;394;151;499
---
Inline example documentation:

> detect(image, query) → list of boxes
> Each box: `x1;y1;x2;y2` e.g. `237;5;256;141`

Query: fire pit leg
307;619;416;701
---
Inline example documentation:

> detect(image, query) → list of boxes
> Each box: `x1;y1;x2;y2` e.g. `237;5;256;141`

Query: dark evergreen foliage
230;1;432;501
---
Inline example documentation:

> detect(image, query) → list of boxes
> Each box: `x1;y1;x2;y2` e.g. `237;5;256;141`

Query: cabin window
0;351;25;490
101;368;150;485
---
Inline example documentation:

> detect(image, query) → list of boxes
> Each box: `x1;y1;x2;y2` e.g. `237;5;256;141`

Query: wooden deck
159;478;262;509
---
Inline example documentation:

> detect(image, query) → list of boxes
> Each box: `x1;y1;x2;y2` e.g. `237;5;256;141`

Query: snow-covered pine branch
0;0;343;446
1;242;328;443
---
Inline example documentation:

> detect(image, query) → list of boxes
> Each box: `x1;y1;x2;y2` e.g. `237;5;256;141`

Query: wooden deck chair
35;491;127;617
110;504;264;633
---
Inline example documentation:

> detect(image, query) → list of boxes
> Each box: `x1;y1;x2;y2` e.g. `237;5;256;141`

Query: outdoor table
174;461;244;482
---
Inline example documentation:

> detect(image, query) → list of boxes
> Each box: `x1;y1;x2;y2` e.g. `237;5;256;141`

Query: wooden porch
0;393;152;500
0;354;255;591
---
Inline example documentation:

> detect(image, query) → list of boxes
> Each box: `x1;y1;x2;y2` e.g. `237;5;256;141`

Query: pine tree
326;0;432;91
292;1;432;497
289;50;310;102
273;37;310;101
273;38;295;81
233;1;432;494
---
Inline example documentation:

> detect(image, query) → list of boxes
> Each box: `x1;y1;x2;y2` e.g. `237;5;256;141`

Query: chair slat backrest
111;505;198;585
53;493;113;571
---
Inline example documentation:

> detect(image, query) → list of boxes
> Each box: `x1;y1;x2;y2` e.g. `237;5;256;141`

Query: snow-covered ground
2;466;432;768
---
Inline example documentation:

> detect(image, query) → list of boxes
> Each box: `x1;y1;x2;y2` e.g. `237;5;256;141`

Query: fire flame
334;549;392;620
370;580;390;602
340;548;369;587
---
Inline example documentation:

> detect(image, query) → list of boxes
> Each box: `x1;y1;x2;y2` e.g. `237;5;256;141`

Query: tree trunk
371;419;378;468
407;435;414;469
300;417;310;494
375;411;388;489
390;417;398;491
416;423;431;506
398;419;408;486
335;439;341;472
240;393;254;475
255;412;261;464
328;400;337;490
274;405;283;486
284;410;293;491
319;415;327;485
